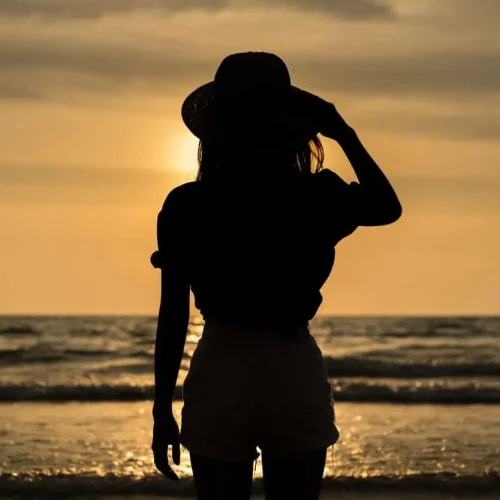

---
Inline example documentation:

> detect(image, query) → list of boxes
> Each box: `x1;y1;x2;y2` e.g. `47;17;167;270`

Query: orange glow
169;133;200;177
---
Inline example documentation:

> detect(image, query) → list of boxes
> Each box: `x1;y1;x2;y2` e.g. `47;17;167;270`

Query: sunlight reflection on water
1;401;499;480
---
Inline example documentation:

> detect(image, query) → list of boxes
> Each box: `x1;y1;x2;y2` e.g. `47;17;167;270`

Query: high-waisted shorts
180;319;339;461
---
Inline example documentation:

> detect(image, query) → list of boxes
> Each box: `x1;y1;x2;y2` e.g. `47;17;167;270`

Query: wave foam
324;356;500;377
1;382;499;404
0;325;39;335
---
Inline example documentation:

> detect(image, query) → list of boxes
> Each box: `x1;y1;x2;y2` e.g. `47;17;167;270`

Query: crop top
152;168;360;327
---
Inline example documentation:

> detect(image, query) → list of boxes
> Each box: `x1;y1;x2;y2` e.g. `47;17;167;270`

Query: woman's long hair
195;135;325;182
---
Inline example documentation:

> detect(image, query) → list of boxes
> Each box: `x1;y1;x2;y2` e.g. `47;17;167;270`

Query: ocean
1;315;499;498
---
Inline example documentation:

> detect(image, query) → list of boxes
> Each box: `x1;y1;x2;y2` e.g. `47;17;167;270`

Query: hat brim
181;82;320;142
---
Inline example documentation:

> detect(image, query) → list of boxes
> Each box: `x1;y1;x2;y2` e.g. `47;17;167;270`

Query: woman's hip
183;319;332;405
180;320;338;460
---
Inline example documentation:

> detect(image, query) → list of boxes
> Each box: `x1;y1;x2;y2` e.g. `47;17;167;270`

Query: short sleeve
151;187;189;277
316;169;360;245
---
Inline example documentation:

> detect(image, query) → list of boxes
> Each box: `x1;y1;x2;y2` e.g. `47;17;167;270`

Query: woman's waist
191;283;322;317
196;298;316;326
202;315;311;342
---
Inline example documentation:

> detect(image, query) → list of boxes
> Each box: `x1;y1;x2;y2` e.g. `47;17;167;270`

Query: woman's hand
152;411;181;481
319;102;354;142
304;93;354;142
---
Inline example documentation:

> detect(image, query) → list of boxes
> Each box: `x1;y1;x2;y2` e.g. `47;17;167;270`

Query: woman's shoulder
161;181;200;212
314;168;349;188
312;169;361;200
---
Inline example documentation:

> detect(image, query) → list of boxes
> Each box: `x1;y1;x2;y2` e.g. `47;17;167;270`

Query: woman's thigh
262;447;327;500
190;452;254;500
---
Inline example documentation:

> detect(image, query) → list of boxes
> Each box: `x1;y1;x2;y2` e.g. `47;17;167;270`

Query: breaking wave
1;381;499;404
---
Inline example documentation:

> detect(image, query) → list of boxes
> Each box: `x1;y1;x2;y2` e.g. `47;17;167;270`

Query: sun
170;132;199;178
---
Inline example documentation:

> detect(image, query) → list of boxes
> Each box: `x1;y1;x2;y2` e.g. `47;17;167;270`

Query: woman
151;52;402;499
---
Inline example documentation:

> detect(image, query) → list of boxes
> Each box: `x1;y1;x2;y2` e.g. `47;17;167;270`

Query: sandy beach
67;494;500;500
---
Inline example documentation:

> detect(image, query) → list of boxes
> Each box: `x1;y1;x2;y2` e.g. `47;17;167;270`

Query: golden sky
1;0;500;315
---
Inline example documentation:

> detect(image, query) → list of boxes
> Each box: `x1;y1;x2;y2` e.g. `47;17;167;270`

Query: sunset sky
1;0;499;315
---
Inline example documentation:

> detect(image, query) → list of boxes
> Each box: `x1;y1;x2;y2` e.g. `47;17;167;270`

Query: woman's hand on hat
307;94;354;142
320;103;354;142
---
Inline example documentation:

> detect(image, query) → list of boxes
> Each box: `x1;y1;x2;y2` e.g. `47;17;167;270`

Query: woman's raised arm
336;126;402;226
316;99;402;226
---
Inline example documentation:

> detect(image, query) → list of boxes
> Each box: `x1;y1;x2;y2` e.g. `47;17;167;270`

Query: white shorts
180;319;339;461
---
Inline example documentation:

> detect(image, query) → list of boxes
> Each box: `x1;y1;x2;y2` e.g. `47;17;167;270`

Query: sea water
1;315;499;496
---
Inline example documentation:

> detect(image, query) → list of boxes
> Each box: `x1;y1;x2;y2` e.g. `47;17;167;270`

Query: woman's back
158;169;358;326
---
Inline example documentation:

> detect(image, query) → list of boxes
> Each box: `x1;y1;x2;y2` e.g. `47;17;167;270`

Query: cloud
356;111;500;141
0;82;46;100
1;1;498;105
0;0;395;20
1;1;499;142
294;52;500;97
0;39;214;90
0;164;168;206
3;163;500;213
0;0;224;18
2;35;500;102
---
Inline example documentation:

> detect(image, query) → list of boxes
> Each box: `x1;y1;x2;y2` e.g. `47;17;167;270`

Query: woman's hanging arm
152;189;191;419
153;269;190;419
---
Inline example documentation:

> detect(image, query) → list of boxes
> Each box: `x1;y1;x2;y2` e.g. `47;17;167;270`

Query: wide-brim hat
182;52;320;142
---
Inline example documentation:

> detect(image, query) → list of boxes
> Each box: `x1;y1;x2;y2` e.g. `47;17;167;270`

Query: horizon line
1;313;499;318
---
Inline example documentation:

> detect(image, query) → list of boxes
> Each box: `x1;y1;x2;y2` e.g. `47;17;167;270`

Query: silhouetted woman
151;52;402;499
